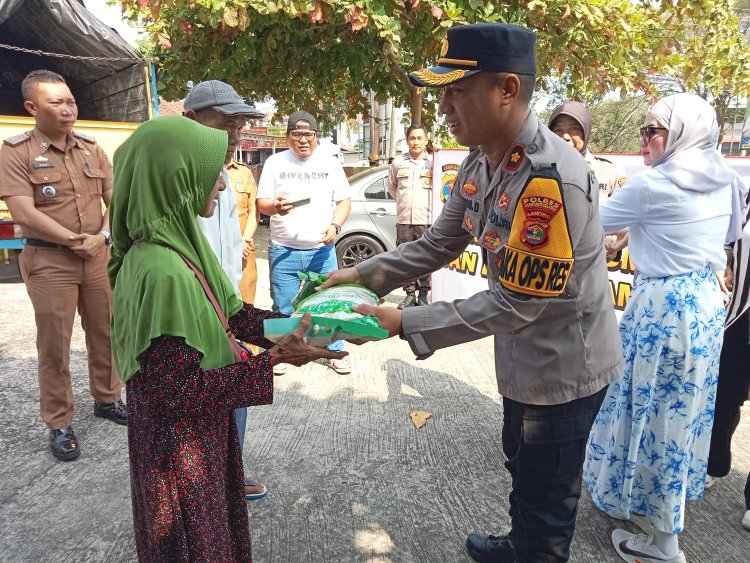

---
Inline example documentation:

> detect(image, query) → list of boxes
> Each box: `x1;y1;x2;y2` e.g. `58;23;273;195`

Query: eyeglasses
639;125;668;143
289;130;317;140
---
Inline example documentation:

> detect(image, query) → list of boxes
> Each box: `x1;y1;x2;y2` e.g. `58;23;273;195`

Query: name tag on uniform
32;162;55;169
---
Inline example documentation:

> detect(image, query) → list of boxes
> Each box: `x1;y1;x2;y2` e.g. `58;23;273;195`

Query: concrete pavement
2;226;750;562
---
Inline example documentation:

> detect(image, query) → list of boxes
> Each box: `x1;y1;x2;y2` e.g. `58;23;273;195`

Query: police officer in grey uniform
388;123;433;308
321;23;622;563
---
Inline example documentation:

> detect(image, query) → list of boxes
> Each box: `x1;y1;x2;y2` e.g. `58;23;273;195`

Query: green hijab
109;116;242;382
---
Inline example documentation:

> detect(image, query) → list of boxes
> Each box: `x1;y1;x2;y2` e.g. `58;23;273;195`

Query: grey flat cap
183;80;265;118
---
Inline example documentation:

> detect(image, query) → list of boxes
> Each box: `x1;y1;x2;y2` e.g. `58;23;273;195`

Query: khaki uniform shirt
388;152;433;225
585;150;628;204
0;128;112;239
585;151;629;256
358;112;622;405
226;159;258;238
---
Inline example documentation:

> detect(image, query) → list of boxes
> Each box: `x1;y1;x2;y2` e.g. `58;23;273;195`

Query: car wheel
336;234;385;268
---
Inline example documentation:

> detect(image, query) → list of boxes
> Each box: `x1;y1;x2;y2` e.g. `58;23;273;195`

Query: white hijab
650;93;748;243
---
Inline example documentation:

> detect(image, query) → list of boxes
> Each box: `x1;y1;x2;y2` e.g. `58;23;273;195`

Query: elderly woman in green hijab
109;116;346;562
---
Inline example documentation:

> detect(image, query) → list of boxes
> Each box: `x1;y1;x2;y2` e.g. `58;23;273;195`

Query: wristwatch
330;222;342;235
100;230;112;246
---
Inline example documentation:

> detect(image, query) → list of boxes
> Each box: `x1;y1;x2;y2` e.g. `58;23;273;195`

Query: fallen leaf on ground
410;410;432;429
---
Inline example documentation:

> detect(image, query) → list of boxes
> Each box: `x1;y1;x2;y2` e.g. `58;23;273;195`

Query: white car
335;166;397;268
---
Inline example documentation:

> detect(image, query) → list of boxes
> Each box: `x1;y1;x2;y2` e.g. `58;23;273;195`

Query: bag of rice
263;272;389;346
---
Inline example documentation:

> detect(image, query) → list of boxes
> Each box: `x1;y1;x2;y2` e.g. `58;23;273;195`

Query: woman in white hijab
583;93;747;563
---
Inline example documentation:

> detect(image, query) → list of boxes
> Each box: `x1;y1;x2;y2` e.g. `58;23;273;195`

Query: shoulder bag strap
133;240;247;362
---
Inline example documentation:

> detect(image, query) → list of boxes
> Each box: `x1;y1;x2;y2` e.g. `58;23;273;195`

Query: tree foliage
633;0;750;139
118;0;750;133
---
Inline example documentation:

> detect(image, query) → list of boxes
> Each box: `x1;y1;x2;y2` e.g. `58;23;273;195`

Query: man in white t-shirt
257;110;352;374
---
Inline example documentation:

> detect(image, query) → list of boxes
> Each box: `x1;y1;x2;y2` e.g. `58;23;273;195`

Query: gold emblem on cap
440;38;449;58
412;68;468;86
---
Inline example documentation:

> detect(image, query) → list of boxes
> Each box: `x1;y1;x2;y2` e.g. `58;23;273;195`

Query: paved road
2;226;749;562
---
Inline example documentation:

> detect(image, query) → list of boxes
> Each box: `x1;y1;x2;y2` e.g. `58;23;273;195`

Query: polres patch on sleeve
497;170;574;297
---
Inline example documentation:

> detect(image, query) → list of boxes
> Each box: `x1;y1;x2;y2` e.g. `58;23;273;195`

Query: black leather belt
25;238;65;248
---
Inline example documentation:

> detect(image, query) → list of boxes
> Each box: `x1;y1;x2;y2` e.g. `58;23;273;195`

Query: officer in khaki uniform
548;101;629;262
226;158;260;306
388;123;433;308
321;24;622;563
0;70;125;463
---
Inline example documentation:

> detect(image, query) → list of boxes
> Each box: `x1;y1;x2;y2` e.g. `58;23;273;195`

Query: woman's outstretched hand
267;313;348;367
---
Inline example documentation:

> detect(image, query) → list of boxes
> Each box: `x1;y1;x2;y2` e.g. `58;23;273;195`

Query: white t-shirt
257;149;350;249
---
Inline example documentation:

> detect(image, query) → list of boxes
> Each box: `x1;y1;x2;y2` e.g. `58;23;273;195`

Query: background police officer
548;101;629;261
321;23;621;563
0;70;125;462
388;123;433;308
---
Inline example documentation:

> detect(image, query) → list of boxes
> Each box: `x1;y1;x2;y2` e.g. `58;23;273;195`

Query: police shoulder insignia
504;144;525;172
3;132;30;146
617;176;628;186
72;131;96;143
497;172;574;298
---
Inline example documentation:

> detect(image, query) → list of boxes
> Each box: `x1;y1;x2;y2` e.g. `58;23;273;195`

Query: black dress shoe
397;293;417;310
94;400;128;425
49;427;80;461
466;533;515;563
417;289;430;306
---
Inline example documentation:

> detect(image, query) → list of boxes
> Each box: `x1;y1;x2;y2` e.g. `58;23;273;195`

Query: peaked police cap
409;22;536;87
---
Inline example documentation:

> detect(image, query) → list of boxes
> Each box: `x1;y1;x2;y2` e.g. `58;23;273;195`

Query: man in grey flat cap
184;79;269;501
321;22;621;563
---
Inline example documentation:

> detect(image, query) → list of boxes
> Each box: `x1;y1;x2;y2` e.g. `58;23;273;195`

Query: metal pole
730;94;740;156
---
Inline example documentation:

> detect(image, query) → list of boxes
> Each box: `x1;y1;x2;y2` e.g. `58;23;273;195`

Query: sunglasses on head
289;130;317;140
639;125;668;142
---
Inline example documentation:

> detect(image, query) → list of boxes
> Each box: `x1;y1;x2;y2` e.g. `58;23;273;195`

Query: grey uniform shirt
357;112;622;405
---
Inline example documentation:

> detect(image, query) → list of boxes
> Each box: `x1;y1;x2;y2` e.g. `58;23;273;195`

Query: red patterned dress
126;305;280;562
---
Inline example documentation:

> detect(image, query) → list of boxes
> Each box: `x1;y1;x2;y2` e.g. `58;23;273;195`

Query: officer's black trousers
502;385;607;563
707;311;750;509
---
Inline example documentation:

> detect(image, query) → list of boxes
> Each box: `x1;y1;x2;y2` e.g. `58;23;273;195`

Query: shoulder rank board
3;132;30;146
72;131;96;143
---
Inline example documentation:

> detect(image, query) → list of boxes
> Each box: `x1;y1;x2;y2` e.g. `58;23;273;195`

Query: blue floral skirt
583;266;725;534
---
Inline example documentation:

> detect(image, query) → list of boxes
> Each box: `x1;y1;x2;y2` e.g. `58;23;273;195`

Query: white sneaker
272;362;287;376
325;357;351;374
611;529;686;563
742;509;750;531
704;475;718;489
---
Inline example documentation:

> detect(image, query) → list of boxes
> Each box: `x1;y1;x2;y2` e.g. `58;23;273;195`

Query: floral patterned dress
126;304;281;562
584;267;726;534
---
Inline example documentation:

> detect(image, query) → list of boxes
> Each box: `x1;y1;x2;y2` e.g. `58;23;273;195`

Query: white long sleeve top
599;168;731;277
